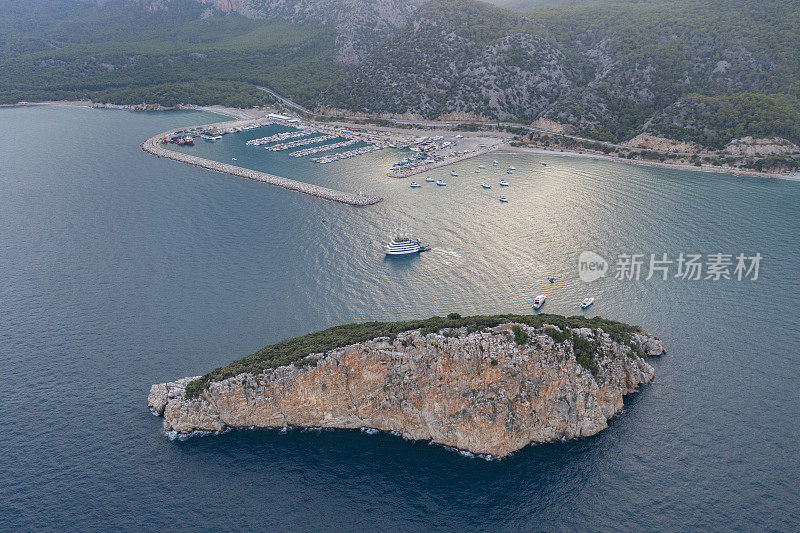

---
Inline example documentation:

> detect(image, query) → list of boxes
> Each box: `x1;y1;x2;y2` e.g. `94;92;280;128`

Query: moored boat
533;294;547;309
499;195;508;202
410;182;422;188
482;181;491;189
450;170;458;176
425;176;435;182
580;297;595;309
436;179;447;186
499;180;509;186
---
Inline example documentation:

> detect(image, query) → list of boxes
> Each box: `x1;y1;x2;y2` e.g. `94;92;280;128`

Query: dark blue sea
1;105;798;531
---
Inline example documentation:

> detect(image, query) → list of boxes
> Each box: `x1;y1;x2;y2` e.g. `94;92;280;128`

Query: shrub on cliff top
184;314;643;398
512;325;529;346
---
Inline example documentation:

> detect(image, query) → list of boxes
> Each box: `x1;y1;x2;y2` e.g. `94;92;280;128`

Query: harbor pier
141;119;382;207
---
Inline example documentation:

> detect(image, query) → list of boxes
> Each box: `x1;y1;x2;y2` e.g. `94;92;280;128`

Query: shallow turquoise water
1;106;798;530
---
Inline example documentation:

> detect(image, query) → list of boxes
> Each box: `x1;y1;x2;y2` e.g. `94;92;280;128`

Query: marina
142;117;382;206
291;139;360;157
267;135;336;151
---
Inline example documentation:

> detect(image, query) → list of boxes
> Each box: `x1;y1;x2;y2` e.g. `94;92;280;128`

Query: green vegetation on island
185;314;646;398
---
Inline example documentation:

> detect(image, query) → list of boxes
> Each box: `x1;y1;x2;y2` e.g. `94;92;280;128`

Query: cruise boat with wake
533;294;546;309
384;228;430;256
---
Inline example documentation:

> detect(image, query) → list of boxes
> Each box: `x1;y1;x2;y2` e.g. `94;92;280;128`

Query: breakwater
142;119;382;206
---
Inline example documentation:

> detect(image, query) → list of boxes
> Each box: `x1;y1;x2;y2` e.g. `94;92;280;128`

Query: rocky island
149;314;664;457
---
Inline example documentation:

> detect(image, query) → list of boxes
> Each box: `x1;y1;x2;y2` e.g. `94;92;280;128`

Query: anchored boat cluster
243;118;396;164
164;121;268;145
388;135;505;178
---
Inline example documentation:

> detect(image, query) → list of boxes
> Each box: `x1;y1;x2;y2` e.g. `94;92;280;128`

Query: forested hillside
2;0;798;147
323;0;800;146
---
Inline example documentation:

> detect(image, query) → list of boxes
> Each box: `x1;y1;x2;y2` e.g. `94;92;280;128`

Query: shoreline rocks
149;322;664;456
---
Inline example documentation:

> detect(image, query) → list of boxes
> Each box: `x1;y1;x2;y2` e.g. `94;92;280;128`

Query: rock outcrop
149;323;664;456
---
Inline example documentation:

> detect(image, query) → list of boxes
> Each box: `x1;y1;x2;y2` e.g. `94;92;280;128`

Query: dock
141;118;382;206
387;146;499;178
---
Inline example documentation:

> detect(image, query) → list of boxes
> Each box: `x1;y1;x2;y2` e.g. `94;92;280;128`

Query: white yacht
533;294;546;309
506;168;513;174
482;181;491;189
425;176;435;182
436;179;447;186
385;237;422;255
580;297;595;309
499;195;508;203
475;169;481;173
410;182;422;188
492;160;498;166
478;164;486;169
499;180;509;186
508;165;516;170
450;170;458;176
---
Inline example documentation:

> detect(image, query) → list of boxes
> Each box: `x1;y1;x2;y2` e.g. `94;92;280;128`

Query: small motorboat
410;182;422;188
508;166;516;170
580;297;595;309
450;170;458;177
548;277;556;283
475;169;481;173
506;169;513;174
436;180;447;186
231;157;238;161
492;160;498;166
478;164;486;169
482;181;491;189
533;294;546;309
499;195;508;202
499;180;509;186
425;176;435;182
541;162;547;166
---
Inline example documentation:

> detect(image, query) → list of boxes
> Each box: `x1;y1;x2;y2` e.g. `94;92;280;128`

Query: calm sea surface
1;106;798;531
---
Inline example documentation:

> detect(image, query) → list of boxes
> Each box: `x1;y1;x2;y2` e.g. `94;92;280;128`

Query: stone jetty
142;118;382;206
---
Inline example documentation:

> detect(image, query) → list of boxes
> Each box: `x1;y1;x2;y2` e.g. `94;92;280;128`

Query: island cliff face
149;323;664;457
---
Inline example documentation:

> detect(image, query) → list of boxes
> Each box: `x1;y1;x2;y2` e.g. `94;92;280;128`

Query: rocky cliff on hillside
149;321;664;457
196;0;426;63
